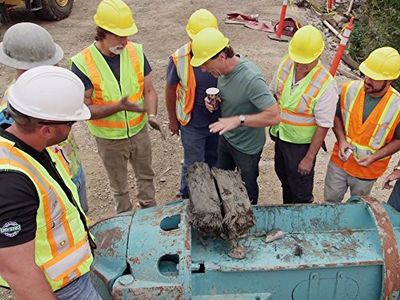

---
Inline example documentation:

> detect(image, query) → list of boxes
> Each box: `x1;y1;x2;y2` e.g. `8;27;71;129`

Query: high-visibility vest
0;101;6;112
0;137;93;291
270;56;334;144
54;133;81;178
70;42;147;139
171;42;196;126
331;81;400;179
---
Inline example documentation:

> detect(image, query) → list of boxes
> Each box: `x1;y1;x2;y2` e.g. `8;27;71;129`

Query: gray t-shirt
218;56;276;154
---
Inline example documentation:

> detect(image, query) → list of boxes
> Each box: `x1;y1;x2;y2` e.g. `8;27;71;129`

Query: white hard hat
7;66;91;121
0;22;63;70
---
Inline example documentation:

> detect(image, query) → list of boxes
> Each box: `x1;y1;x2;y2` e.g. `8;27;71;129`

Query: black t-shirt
0;127;80;247
71;45;152;91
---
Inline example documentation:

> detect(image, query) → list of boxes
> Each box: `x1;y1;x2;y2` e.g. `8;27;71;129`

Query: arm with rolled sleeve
210;77;280;134
298;82;339;175
0;173;55;299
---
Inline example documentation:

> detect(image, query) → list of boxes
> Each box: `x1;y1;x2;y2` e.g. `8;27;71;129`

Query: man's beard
364;80;387;95
109;45;125;55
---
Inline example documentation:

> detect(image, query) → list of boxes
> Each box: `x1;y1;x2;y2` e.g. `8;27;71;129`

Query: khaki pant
324;161;376;203
95;126;156;213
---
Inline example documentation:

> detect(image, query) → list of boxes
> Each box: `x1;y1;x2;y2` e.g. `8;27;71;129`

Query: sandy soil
0;0;398;298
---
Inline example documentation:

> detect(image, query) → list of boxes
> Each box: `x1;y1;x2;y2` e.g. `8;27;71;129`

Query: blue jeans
217;136;262;205
72;166;88;213
180;124;219;198
0;110;13;126
388;180;400;212
55;273;102;300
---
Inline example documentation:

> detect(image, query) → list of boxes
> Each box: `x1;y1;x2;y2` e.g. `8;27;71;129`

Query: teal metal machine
90;197;400;299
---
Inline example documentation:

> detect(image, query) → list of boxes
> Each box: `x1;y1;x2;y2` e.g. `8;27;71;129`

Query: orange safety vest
331;81;400;179
70;42;146;139
171;42;196;126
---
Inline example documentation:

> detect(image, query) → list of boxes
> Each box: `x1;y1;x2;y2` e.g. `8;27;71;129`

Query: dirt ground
0;0;398;298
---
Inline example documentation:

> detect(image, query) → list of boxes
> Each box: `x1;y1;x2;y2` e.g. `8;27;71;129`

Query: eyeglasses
38;121;76;127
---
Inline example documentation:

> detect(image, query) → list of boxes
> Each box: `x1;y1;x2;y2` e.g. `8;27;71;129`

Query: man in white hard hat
0;66;100;299
0;22;90;213
71;0;159;213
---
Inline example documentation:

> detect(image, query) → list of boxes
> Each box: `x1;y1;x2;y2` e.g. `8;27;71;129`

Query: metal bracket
308;272;320;300
363;196;400;298
334;271;347;300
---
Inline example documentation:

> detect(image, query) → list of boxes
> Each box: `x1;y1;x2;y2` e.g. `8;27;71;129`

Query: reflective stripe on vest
331;81;400;179
270;56;333;143
70;42;147;139
0;101;6;112
171;42;196;126
0;138;92;291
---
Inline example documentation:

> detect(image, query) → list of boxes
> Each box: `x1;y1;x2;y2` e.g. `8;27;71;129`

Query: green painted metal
90;198;400;299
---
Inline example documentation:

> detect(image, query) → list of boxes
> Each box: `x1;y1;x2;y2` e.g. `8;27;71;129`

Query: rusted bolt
294;244;303;257
312;274;318;280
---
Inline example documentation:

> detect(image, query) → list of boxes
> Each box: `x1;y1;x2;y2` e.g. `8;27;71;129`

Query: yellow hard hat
359;47;400;80
288;25;324;64
190;28;229;67
186;9;218;39
94;0;138;37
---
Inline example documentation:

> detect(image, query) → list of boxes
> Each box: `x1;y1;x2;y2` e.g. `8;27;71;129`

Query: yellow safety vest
171;42;196;126
331;81;400;179
0;137;93;291
0;101;6;112
270;56;334;144
70;42;147;139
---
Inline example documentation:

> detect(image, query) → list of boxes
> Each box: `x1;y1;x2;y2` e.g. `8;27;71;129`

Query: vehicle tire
34;0;74;21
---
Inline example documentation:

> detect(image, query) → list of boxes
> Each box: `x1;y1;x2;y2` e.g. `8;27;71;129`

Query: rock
265;229;286;243
228;242;247;260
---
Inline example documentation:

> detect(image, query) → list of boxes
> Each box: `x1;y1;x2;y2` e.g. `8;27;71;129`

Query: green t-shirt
218;57;276;154
336;94;400;139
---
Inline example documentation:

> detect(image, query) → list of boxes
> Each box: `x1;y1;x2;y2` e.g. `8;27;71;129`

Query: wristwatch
239;115;245;126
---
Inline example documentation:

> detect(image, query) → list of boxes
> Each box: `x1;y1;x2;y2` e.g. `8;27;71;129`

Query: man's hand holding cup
205;87;221;113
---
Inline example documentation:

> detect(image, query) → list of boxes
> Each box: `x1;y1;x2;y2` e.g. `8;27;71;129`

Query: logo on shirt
0;221;21;237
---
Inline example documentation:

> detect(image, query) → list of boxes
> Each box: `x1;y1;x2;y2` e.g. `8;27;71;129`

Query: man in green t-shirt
190;28;280;204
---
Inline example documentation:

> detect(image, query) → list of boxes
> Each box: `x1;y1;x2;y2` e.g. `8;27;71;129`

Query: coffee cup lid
206;87;219;95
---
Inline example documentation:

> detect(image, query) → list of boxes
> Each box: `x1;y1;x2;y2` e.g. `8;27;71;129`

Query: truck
0;0;74;22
